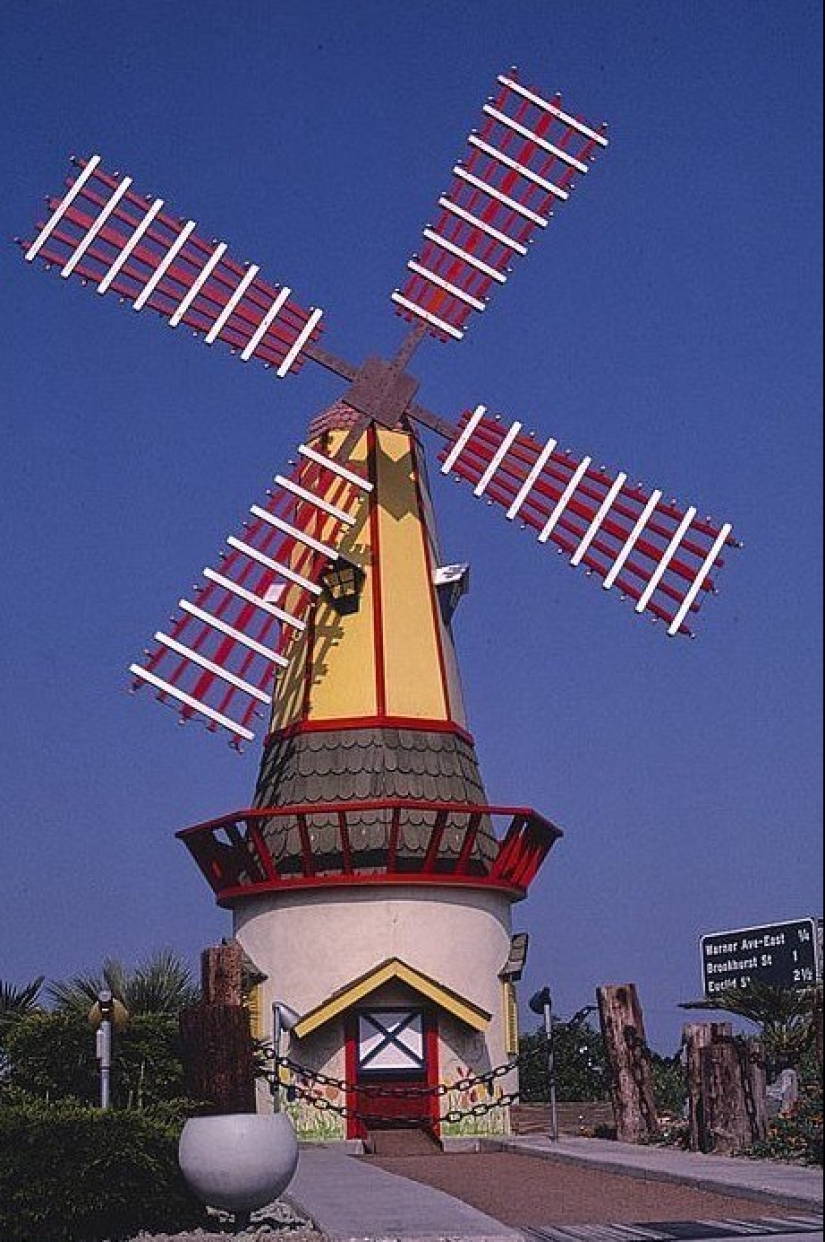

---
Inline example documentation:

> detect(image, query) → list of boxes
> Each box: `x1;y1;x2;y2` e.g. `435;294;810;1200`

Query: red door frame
345;1005;440;1140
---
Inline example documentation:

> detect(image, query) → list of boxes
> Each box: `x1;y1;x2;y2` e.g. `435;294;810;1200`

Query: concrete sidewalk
284;1138;822;1241
486;1135;824;1214
285;1145;519;1240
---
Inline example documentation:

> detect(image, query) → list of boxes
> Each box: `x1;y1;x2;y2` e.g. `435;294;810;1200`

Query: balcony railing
177;799;562;904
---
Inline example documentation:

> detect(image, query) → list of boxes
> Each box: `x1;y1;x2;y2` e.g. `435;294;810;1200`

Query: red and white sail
441;407;738;637
20;154;323;376
393;69;608;342
129;441;372;746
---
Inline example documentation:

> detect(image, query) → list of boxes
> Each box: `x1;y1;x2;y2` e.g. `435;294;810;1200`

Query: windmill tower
19;67;738;1142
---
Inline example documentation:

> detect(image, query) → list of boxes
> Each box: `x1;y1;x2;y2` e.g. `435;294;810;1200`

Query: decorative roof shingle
253;725;496;874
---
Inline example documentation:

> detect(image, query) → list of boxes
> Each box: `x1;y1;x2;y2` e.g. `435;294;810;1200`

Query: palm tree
683;982;819;1074
48;950;199;1017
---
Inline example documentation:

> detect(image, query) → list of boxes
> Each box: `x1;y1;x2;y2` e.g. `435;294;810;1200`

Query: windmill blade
392;68;608;342
129;440;373;748
19;154;324;377
441;407;739;637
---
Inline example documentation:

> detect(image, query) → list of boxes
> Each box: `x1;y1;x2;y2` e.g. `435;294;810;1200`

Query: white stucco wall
234;883;517;1133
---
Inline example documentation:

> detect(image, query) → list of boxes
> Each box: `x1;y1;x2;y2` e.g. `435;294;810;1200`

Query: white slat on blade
226;536;321;594
571;472;628;566
635;506;697;615
391;292;464;340
169;241;227;326
129;664;255;740
133;220;197;310
202;567;305;630
667;522;733;635
241;286;292;360
274;475;355;524
153;632;272;703
538;457;592;542
98;197;165;293
298;443;374;491
61;176;133;278
205;264;260;344
438;197;528;253
441;405;487;475
474;421;522;496
453;166;548;225
249;506;339;560
178;599;288;666
25;155;102;261
603;490;662;591
506;438;558;520
276;306;324;376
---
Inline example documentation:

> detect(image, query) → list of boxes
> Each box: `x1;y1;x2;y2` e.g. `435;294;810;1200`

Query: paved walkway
488;1137;823;1214
285;1146;520;1240
284;1139;823;1241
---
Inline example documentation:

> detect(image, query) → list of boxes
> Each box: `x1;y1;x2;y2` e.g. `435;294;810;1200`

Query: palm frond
0;977;45;1021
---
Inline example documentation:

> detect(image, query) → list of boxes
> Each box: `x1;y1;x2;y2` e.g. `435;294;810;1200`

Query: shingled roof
253;725;497;876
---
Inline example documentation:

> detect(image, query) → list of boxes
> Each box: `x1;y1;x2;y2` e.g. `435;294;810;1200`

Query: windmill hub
343;356;421;429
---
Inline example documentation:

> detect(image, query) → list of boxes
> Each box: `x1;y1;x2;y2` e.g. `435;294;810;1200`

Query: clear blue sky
1;0;821;1053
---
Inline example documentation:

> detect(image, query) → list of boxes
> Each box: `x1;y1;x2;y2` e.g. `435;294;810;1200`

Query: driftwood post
179;941;256;1115
682;1021;731;1152
700;1030;766;1155
745;1037;768;1142
597;983;659;1143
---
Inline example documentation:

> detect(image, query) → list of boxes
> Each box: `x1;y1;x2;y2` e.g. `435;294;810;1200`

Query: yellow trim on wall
503;981;519;1056
246;981;265;1041
294;957;491;1039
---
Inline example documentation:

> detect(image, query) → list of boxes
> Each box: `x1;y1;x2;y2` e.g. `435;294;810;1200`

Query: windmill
19;67;738;1143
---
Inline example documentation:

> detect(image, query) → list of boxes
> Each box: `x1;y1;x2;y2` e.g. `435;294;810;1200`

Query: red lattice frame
21;155;323;375
441;408;737;636
394;68;608;341
130;442;370;746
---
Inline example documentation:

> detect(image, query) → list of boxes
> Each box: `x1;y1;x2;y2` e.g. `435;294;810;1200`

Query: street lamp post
270;1001;300;1113
529;986;558;1141
96;989;114;1110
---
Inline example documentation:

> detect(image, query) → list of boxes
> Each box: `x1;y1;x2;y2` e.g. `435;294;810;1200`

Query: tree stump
597;983;659;1143
700;1033;764;1155
682;1021;731;1152
179;942;256;1115
202;941;244;1006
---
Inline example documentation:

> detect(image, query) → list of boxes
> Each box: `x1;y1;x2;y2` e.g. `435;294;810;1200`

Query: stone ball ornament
178;1113;299;1213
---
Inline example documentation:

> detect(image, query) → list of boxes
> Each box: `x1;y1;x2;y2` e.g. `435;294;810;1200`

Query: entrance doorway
346;1006;439;1140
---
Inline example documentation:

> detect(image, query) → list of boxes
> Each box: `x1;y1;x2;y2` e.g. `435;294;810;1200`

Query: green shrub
4;1010;188;1108
519;1021;609;1102
749;1082;823;1166
0;1094;207;1241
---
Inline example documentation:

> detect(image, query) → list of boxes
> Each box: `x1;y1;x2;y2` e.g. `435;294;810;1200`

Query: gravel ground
125;1199;320;1241
367;1151;797;1230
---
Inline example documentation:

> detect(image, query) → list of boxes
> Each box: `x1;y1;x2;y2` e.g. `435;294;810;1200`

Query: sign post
700;918;822;998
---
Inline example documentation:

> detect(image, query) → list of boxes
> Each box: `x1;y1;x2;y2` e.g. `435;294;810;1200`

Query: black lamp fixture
321;557;366;614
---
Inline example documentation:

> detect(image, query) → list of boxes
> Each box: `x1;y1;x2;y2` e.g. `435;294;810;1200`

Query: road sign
700;917;822;997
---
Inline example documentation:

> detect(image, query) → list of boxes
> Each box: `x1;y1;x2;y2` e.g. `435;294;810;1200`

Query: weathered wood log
700;1033;760;1155
201;941;244;1006
745;1037;768;1142
179;1002;257;1115
682;1021;732;1152
597;983;659;1144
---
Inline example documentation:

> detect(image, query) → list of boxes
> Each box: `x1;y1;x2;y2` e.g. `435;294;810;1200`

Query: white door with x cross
357;1009;425;1075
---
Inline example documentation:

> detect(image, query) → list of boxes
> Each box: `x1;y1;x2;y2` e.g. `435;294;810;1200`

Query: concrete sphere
178;1113;298;1211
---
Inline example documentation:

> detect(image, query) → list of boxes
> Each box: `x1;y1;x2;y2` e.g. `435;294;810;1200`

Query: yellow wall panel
376;430;448;721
